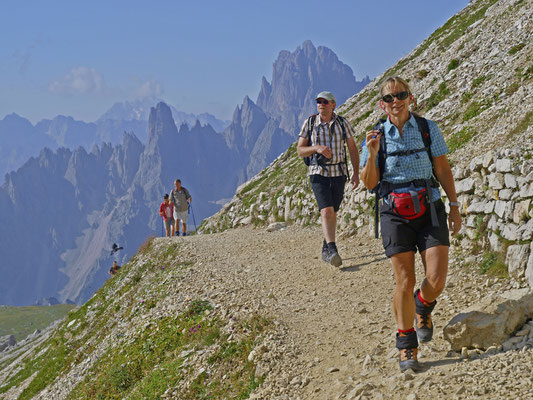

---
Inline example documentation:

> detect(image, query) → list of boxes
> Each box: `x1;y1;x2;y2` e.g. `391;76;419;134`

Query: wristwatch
449;202;460;207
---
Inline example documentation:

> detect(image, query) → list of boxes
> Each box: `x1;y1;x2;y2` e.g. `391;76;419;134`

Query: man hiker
108;261;121;276
170;179;192;236
297;91;360;266
159;193;175;237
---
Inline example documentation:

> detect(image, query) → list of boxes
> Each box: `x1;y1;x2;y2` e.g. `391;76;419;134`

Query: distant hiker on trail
159;194;175;237
108;261;121;276
360;76;462;372
170;179;192;236
297;91;360;267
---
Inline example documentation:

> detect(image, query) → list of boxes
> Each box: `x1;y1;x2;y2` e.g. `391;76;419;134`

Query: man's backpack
366;115;438;238
303;114;348;175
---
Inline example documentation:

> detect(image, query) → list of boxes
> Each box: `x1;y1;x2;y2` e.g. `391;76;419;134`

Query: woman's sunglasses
381;91;410;103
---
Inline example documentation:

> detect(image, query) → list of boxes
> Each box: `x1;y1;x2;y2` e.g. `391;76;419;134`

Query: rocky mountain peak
256;40;367;134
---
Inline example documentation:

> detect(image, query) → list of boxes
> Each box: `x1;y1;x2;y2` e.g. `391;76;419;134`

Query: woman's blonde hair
379;76;412;97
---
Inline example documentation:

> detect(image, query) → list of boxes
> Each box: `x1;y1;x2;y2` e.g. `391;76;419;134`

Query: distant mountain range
0;100;230;179
0;41;369;306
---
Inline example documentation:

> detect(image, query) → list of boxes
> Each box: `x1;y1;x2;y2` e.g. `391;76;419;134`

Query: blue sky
0;0;469;123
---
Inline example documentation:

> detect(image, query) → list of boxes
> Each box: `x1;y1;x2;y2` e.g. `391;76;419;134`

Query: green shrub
416;69;429;79
508;43;525;55
479;251;508;277
447;59;459;72
505;82;520;96
472;75;488;88
461;91;473;105
426;82;450;110
463;101;487;122
352;110;372;127
447;126;475;153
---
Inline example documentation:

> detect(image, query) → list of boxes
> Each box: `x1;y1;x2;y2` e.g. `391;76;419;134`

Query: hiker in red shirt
159;194;175;237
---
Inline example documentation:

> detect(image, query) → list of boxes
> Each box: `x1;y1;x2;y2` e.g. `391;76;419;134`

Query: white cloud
135;79;164;98
48;67;105;95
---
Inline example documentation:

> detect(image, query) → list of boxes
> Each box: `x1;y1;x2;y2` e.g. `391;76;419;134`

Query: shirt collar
384;113;416;133
317;112;338;125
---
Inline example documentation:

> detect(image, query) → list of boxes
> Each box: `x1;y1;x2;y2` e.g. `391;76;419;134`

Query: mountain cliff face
257;40;369;134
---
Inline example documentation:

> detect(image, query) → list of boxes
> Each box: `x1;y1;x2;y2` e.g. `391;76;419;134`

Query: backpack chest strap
387;146;430;157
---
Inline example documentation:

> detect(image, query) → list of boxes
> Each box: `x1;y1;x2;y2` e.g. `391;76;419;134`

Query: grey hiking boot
321;240;329;263
324;242;342;267
399;348;419;372
396;331;420;372
414;289;436;343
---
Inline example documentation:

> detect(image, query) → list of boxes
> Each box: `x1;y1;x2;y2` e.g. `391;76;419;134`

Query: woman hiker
360;76;462;372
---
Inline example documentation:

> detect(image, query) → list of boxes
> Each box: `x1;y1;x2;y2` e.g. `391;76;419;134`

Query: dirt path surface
178;225;533;400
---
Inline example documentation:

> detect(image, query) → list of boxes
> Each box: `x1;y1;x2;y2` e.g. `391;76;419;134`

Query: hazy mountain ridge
0;103;238;306
0;99;230;179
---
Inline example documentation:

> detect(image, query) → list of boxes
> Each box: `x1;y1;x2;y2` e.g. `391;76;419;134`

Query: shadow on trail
340;255;388;272
419;357;462;371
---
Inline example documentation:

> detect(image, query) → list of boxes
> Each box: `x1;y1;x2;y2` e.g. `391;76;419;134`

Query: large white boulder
443;289;533;350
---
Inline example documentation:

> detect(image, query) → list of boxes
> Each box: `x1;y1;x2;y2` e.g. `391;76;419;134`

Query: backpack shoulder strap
335;115;347;141
307;114;317;145
414;115;432;161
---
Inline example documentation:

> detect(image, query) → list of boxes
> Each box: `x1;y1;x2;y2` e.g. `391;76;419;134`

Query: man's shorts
163;217;174;230
380;199;450;257
310;174;347;212
173;209;188;223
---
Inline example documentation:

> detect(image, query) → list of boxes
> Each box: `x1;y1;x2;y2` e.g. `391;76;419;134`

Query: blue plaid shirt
360;114;448;202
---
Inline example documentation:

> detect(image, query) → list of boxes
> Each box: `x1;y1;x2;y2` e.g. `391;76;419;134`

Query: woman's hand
448;207;462;236
365;130;382;157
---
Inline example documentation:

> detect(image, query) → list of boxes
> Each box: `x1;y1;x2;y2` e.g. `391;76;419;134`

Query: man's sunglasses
381;91;410;103
316;99;330;104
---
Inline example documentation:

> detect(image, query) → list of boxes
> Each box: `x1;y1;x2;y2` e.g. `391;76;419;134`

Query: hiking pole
161;217;164;237
188;202;197;232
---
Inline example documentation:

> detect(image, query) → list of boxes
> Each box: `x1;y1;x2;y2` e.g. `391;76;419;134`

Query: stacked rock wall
453;147;532;284
203;145;533;289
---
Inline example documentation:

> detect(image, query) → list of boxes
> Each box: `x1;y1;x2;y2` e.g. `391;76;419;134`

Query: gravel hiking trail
179;225;532;399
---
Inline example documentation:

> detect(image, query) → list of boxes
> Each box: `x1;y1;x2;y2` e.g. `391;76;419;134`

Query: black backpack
367;115;439;238
303;114;348;175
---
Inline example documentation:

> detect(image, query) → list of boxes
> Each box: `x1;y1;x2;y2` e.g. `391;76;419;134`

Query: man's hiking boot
396;330;420;372
323;242;342;267
414;289;436;343
321;240;329;263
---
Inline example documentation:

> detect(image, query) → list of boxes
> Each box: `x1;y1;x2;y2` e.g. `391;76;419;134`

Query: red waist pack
389;189;428;219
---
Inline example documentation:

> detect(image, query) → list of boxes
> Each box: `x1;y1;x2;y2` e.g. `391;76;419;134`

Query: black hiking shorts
310;174;346;212
380;199;450;257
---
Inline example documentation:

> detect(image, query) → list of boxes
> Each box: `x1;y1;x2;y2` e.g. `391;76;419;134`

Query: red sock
398;328;415;335
418;291;434;306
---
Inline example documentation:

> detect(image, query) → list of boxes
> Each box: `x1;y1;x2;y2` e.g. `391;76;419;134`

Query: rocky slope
338;0;531;158
0;227;532;399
